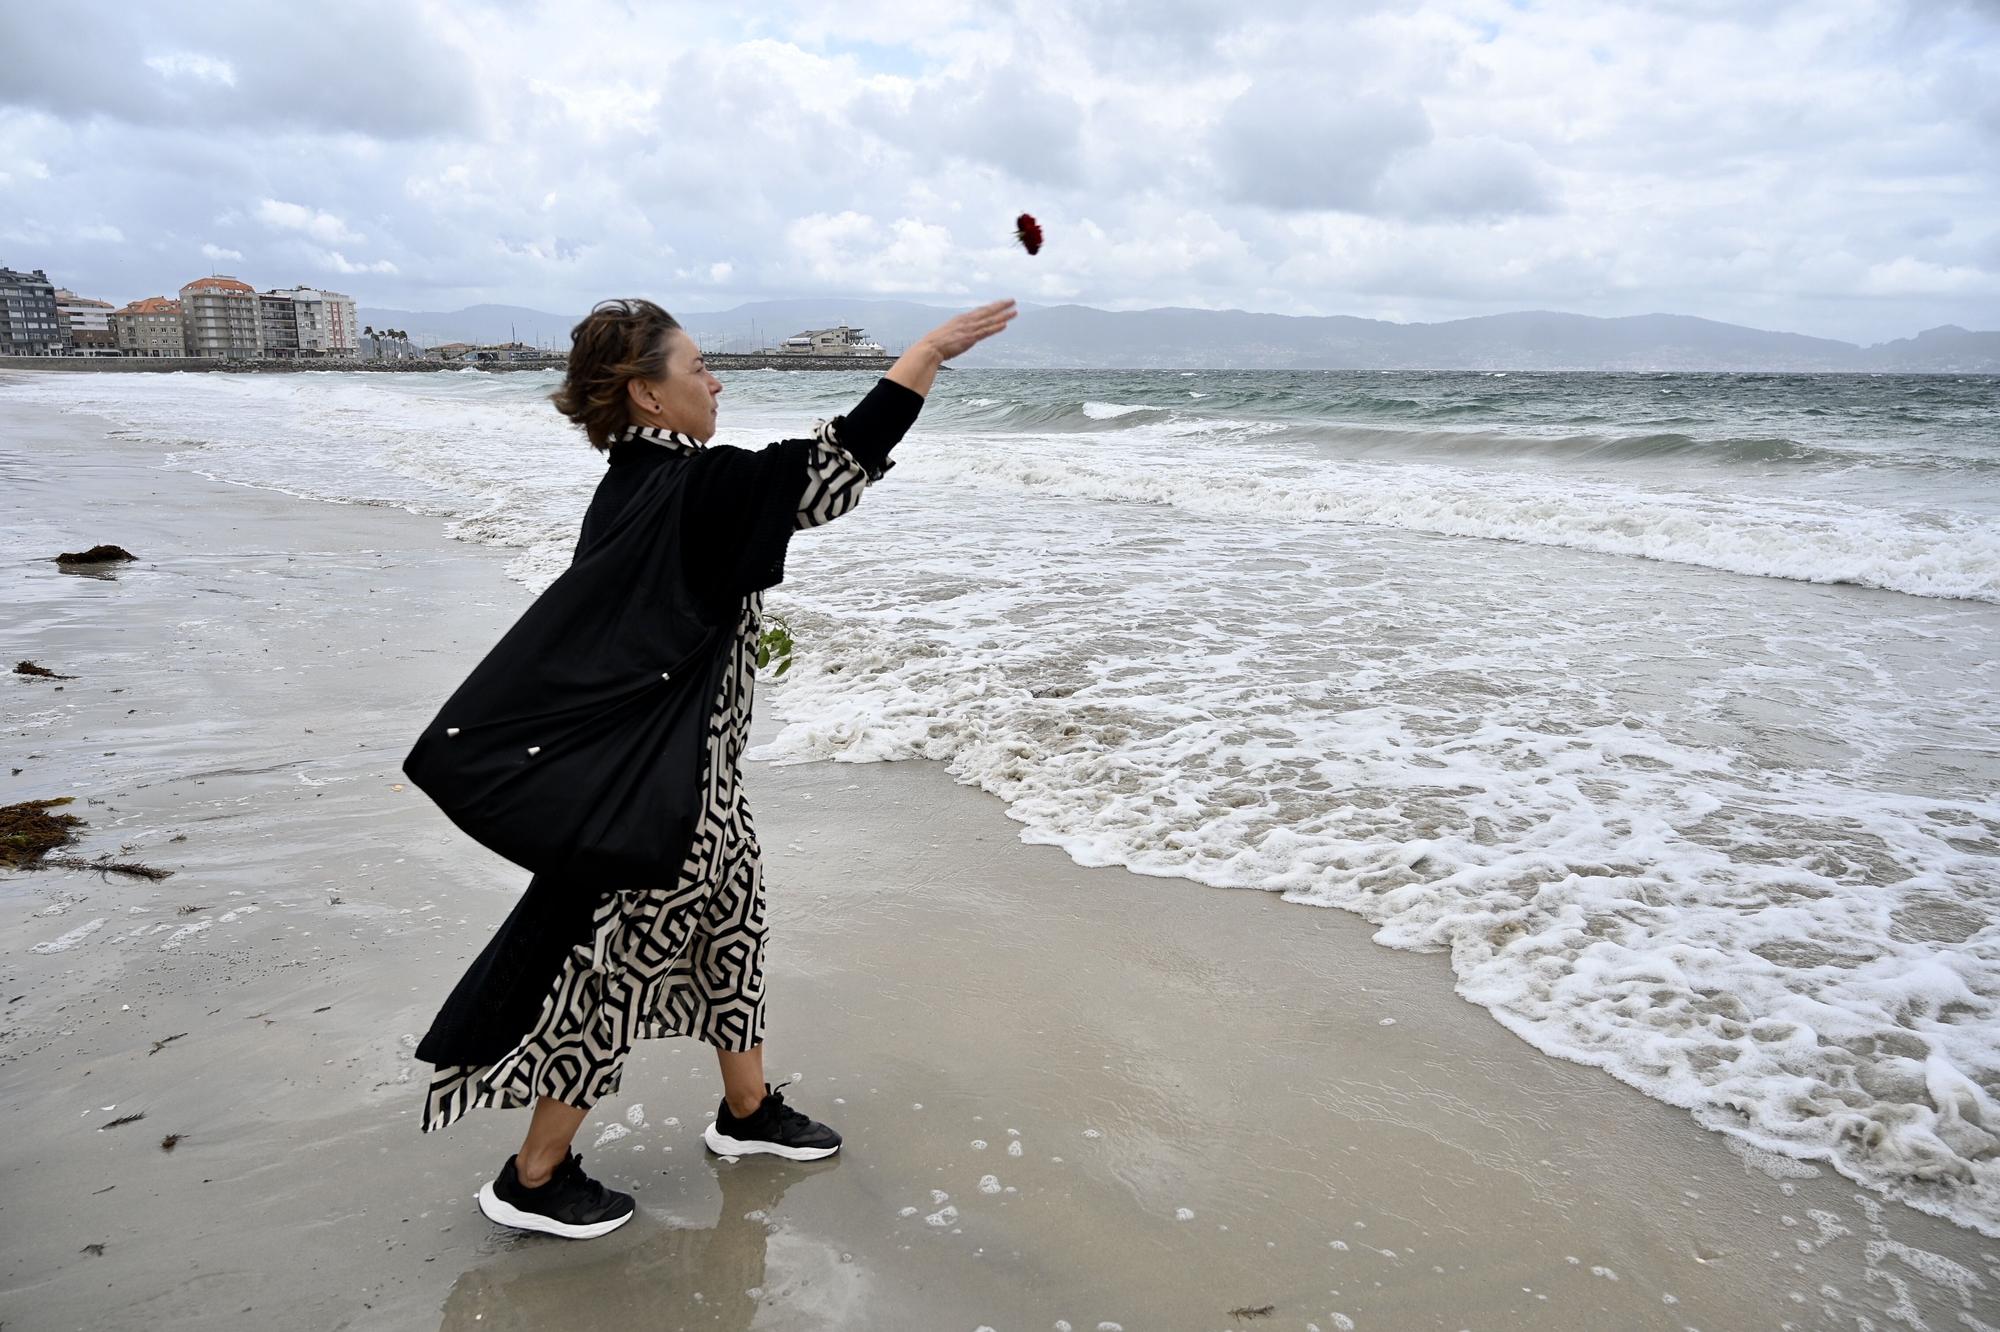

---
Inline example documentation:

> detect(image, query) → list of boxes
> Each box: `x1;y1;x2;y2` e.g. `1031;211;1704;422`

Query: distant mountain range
357;298;2000;372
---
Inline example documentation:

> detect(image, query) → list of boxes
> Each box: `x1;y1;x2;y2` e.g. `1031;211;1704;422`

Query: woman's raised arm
884;299;1018;398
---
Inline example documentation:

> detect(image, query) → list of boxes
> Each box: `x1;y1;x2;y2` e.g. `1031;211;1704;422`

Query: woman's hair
550;298;682;450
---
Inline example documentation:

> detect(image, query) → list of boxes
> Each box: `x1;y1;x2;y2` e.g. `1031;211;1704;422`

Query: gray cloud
0;2;481;139
856;60;1088;186
0;0;1994;342
1208;82;1553;222
1214;86;1433;212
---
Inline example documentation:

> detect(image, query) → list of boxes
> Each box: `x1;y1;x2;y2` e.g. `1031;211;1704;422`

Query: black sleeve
681;438;815;624
834;377;925;478
680;378;927;622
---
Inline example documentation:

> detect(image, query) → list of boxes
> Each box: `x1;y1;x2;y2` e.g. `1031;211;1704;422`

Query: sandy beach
3;393;1997;1331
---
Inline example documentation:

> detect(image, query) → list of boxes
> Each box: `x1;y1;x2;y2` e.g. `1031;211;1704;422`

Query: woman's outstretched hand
887;299;1017;397
919;299;1017;361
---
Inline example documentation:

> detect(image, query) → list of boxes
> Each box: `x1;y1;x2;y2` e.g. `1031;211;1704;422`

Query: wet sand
2;395;1996;1331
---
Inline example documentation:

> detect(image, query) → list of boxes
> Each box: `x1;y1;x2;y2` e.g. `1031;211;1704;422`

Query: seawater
10;366;1999;1235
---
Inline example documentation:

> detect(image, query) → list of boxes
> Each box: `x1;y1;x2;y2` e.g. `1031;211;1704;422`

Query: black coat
415;381;919;1070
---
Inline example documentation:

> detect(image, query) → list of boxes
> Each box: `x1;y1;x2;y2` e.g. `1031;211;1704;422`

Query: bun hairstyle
551;298;683;450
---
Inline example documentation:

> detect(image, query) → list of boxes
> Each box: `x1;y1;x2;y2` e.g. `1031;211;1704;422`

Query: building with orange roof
110;297;188;358
180;274;263;359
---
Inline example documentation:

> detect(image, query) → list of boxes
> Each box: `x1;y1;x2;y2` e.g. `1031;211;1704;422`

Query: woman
414;295;1016;1239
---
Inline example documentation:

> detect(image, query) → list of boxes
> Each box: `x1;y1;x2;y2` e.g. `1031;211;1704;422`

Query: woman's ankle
515;1147;566;1188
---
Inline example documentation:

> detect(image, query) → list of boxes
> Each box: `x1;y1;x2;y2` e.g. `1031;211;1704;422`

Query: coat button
445;727;460;737
526;746;541;756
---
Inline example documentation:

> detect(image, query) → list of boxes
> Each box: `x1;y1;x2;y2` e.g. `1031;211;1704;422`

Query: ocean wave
1269;424;1903;470
912;444;2000;603
937;395;1992;479
937;397;1175;431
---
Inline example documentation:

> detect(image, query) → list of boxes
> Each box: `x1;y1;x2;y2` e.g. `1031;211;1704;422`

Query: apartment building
110;297;189;357
255;287;361;359
179;275;263;359
54;289;119;355
1;266;63;354
259;290;302;357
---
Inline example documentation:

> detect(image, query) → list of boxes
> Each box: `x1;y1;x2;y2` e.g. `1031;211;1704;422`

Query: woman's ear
626;376;657;417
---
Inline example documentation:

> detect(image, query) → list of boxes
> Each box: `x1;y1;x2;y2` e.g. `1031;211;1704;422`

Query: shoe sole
702;1123;841;1161
477;1181;633;1239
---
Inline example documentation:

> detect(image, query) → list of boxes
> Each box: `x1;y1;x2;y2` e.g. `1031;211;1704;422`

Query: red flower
1014;212;1044;256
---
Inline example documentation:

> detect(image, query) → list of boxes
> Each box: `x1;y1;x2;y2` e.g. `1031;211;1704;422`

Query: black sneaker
703;1082;842;1161
476;1152;635;1239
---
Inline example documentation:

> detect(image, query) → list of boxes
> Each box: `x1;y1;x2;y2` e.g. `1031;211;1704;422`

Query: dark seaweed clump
53;545;137;565
0;798;84;868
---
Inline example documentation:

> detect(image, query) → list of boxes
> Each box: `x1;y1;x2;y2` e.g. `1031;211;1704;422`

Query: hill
356;300;2000;372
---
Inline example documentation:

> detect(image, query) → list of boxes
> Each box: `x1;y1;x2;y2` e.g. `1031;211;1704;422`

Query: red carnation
1014;212;1043;256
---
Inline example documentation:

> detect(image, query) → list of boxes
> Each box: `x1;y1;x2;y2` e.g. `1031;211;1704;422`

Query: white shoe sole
703;1122;841;1161
477;1180;633;1239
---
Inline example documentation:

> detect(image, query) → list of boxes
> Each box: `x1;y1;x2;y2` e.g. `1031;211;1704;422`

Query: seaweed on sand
13;661;75;679
45;854;173;881
0;798;84;869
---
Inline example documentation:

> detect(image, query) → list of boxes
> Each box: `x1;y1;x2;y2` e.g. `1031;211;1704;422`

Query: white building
780;325;887;356
54;289;118;355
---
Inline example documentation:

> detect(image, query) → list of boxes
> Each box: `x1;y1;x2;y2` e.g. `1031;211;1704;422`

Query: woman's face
627;328;722;442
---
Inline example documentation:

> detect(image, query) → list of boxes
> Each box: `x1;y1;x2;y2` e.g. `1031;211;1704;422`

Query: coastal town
0;263;895;369
0;265;385;361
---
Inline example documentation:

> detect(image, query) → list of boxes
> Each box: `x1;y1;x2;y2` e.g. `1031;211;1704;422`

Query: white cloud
76;223;124;243
143;51;237;87
313;250;399;275
1861;256;2000;297
256;198;364;245
201;242;244;261
782;212;966;295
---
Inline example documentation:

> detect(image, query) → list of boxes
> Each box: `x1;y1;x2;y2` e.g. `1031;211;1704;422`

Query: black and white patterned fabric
421;420;876;1131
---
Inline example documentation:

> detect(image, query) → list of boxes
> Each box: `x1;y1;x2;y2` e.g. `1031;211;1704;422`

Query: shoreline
2;395;1996;1330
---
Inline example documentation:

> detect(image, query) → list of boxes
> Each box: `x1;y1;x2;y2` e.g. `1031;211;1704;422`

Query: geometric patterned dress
421;419;878;1132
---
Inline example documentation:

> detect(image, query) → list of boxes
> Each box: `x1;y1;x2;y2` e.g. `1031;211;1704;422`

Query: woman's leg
717;1044;767;1117
515;1095;588;1187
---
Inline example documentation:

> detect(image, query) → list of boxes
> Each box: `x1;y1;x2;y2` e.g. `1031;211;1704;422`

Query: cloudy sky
2;0;1995;343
